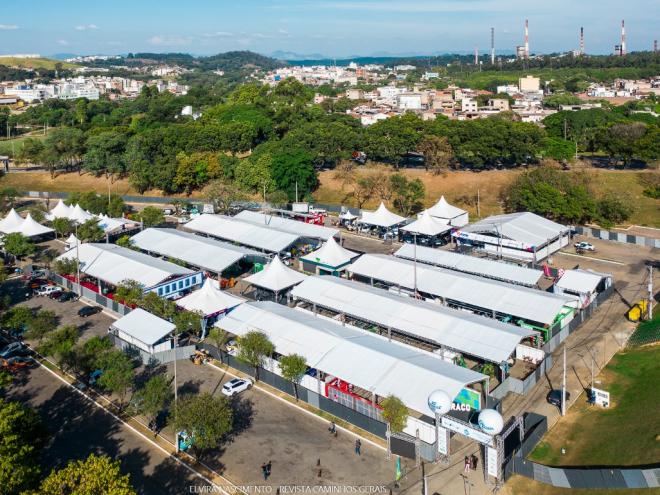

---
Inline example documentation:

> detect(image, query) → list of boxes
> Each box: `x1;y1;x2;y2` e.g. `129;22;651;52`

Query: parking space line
557;251;625;265
205;361;387;452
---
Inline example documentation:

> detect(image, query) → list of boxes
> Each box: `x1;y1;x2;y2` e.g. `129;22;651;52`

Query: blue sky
0;0;657;57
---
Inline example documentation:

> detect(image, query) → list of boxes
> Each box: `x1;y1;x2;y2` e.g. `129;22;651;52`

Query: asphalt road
6;363;211;495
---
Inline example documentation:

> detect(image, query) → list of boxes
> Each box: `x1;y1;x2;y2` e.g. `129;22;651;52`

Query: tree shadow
225;395;255;442
177;379;202;396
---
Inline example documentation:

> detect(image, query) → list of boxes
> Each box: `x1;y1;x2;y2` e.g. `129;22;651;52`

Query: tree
279;354;307;401
3;232;35;260
96;349;135;409
270;150;319;201
41;127;86;177
364;114;426;166
389;173;425;217
206;327;229;362
52;257;78;276
174;152;222;194
73;335;113;375
333;160;357;190
140;292;176;320
204;179;246;214
131;374;172;427
597;194;634;227
52;217;74;239
172;309;203;337
171;393;233;460
25;310;58;342
237;330;274;381
234;153;274;195
380;395;408;433
38;325;79;370
77;218;105;242
0;398;49;494
115;235;133;249
0;187;19;213
83;130;129;180
35;453;136;495
351;174;376;208
416;135;454;174
114;279;144;306
1;306;33;335
137;206;164;228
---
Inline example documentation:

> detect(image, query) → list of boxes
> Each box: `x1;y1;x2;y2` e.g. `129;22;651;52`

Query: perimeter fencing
574;225;660;249
51;273;132;316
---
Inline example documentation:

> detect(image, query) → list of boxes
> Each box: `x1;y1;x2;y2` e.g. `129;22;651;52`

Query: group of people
329;421;362;456
261;461;273;480
463;454;478;473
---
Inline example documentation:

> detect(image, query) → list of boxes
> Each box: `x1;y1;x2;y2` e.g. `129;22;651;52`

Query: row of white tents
0;209;54;237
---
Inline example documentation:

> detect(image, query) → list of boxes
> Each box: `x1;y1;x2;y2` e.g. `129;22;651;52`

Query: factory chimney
620;20;626;56
655;39;658;52
579;27;585;55
490;27;495;64
524;19;529;58
474;46;479;65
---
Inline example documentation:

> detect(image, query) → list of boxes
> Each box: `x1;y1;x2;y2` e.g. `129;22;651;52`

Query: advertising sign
486;447;499;478
441;416;493;446
454;387;481;411
436;426;449;455
591;387;610;408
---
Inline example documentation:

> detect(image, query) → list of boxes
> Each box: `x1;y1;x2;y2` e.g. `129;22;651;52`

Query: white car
574;241;595;252
35;285;60;296
221;377;253;396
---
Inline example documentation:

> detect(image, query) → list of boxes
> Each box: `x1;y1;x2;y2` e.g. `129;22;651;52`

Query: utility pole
648;263;654;320
561;346;567;416
413;232;418;298
476;188;480;218
75;223;81;297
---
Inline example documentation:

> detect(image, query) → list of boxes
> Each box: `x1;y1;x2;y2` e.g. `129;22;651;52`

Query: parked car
58;291;77;302
0;342;28;359
221;377;253;396
2;356;33;371
35;285;60;297
89;369;103;385
574;241;595;252
47;290;63;300
78;306;102;317
28;279;48;290
547;389;571;408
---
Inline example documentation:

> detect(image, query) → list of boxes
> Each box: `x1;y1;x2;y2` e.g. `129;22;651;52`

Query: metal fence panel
390;436;416;460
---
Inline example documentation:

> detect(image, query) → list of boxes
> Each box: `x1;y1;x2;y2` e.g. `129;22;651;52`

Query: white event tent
17;213;54;237
400;211;452;237
358;202;406;229
110;308;175;355
0;208;25;233
46;200;72;220
177;278;245;318
299;237;360;275
422;196;468;227
244;256;307;297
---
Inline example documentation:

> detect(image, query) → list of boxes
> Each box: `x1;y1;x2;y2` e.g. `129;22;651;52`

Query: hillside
106;51;285;72
0;57;77;70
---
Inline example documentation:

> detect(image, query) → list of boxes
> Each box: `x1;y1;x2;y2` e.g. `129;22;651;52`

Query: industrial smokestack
655;39;658;52
474;46;479;65
491;27;495;64
524;19;529;58
621;20;626;56
579;27;585;55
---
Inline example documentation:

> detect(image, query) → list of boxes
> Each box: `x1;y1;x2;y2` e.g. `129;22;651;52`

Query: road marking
32;359;233;493
557;251;625;265
205;361;387;452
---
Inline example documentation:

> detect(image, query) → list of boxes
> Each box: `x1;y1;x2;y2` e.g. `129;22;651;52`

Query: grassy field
316;166;660;227
503;475;658;495
529;344;660;467
0;57;77;70
0;132;49;157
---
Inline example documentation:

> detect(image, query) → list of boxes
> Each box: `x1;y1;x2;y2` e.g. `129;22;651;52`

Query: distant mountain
49;53;79;60
270;50;328;61
196;51;285;71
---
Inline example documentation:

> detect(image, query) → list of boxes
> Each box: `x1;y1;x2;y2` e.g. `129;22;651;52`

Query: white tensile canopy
65;233;80;247
358;202;406;228
16;213;54;237
0;208;25;233
245;256;307;293
423;196;468;227
339;210;358;221
176;278;245;317
69;204;95;224
401;211;452;237
300;237;359;269
47;200;72;220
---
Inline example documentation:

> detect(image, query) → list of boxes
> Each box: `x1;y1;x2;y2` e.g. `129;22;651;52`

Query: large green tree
270;150;318;201
237;331;274;381
279;354;308;401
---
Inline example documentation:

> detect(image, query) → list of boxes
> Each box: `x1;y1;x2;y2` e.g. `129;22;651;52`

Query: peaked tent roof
300;237;359;268
401;211;452;236
47;200;72;220
17;213;54;237
97;216;136;233
112;308;175;346
176;278;245;316
425;196;467;220
358;202;406;228
65;233;80;245
339;211;358;220
244;256;307;292
0;208;24;233
69;204;95;224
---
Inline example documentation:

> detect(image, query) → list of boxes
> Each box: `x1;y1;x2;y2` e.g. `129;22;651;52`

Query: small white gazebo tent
16;213;54;238
358;202;406;229
47;200;72;221
422;196;468;227
65;233;80;250
300;237;360;275
69;204;95;224
401;211;452;237
245;256;307;301
0;208;24;233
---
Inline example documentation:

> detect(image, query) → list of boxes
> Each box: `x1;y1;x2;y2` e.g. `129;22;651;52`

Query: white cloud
0;24;19;30
147;35;192;46
56;39;69;46
204;31;233;38
75;24;99;31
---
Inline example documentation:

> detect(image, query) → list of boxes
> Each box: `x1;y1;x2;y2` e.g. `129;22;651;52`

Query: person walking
470;454;478;471
355;439;361;456
261;463;268;480
266;461;272;478
464;456;470;473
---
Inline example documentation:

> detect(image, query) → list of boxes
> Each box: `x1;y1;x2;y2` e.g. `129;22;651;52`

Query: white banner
441;416;493;446
486;447;499;478
436;426;449;455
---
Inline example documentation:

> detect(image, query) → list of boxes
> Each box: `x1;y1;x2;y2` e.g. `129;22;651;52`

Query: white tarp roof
112;308;175;346
131;228;264;274
97;216;136;233
400;211;452;236
395;244;543;287
65;233;80;246
217;301;485;415
234;210;339;241
339;211;358;220
244;256;307;292
291;276;537;363
56;243;193;288
176;278;245;316
0;208;24;233
460;212;568;247
16;213;54;237
69;204;96;224
47;200;72;220
185;214;300;253
424;196;467;220
348;254;579;325
300;237;359;268
358;202;407;228
556;269;604;295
